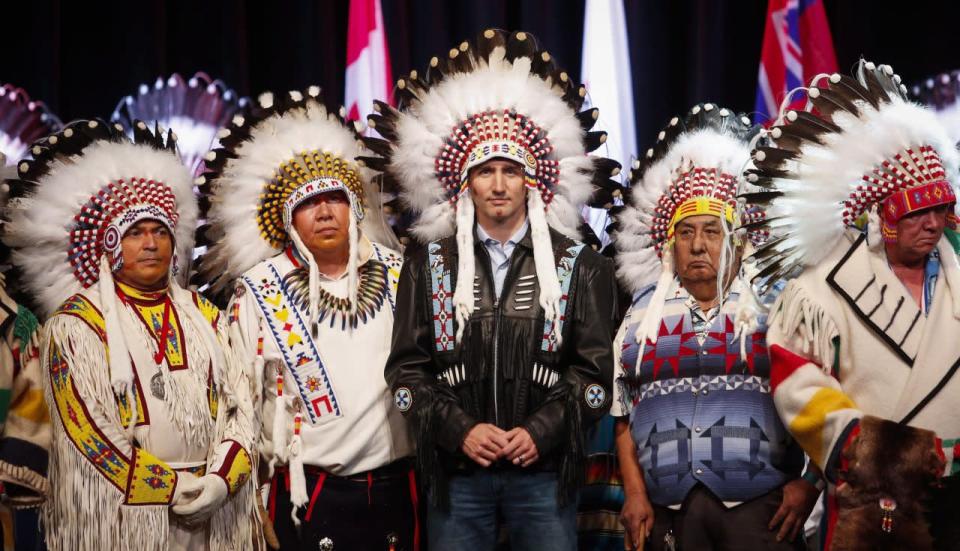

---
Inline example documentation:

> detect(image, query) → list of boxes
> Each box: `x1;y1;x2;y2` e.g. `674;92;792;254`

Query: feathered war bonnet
359;29;621;341
2;119;203;428
743;60;960;294
0;83;63;274
612;103;760;354
0;84;62;165
111;72;250;178
197;87;396;331
911;70;960;146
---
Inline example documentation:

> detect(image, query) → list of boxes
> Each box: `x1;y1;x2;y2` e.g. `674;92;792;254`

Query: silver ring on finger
519;454;525;464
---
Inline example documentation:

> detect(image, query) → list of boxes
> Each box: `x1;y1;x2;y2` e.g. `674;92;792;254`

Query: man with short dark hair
387;152;615;550
369;30;620;551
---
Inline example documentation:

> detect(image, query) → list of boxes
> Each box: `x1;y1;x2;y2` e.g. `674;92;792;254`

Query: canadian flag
344;0;393;122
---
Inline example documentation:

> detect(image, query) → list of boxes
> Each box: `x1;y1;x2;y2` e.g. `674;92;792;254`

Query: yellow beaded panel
125;447;177;505
215;441;252;495
54;295;106;342
48;339;130;492
116;379;148;428
49;339;175;504
53;297;147;426
192;291;222;329
126;299;188;371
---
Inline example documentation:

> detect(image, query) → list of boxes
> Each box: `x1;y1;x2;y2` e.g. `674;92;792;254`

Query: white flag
344;0;392;123
580;0;636;244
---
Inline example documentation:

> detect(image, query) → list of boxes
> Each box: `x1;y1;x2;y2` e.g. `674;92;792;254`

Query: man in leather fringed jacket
372;29;619;551
387;154;616;549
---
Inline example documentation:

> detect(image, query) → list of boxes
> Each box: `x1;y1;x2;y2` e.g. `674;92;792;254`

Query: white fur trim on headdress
867;204;883;251
98;256;136;432
528;191;563;339
633;248;675;350
733;243;763;362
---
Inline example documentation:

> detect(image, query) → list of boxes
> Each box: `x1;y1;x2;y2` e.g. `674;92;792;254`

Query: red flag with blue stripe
754;0;837;125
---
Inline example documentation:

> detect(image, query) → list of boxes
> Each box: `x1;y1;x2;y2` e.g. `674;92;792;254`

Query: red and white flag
344;0;393;122
754;0;837;125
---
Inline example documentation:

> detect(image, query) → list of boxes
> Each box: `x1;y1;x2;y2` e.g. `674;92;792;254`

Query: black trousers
649;484;805;551
928;474;960;551
271;461;419;551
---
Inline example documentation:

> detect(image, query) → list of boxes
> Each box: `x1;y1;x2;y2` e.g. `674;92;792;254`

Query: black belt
279;457;414;483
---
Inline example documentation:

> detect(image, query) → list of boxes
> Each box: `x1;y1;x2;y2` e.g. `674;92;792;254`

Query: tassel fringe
453;194;476;343
772;281;840;373
527;192;563;345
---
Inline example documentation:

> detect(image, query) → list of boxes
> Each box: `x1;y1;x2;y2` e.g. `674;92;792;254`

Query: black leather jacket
385;226;616;505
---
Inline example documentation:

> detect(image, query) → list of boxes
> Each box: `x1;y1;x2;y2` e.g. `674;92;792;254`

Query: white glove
171;474;229;525
171;472;203;507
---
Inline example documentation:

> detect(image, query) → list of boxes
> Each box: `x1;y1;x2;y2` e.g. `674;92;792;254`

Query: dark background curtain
4;0;959;155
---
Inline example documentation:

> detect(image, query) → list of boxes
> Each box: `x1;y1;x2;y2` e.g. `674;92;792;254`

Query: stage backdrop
3;0;959;155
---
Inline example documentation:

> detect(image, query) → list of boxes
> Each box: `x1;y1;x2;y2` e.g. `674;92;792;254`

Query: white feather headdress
4;120;197;317
744;60;960;294
614;104;757;296
360;29;621;338
3;119;202;426
197;87;398;310
0;84;62;165
112;72;249;177
198;89;403;518
612;104;759;353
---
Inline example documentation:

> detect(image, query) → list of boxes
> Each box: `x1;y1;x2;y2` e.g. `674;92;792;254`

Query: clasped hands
170;472;229;526
461;423;539;468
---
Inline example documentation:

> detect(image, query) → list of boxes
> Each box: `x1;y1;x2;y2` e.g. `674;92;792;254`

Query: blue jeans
428;470;577;551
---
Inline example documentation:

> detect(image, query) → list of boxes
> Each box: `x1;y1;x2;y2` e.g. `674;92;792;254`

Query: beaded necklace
281;259;389;331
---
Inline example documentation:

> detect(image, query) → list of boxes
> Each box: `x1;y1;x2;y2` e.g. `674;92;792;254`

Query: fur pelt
831;415;944;551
